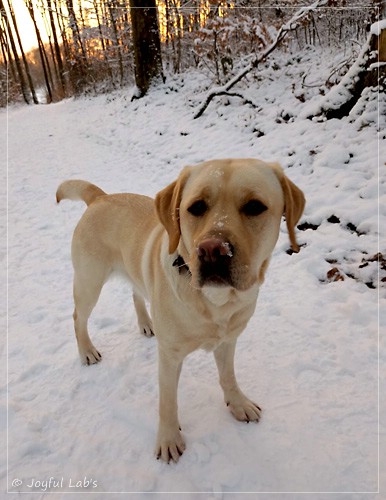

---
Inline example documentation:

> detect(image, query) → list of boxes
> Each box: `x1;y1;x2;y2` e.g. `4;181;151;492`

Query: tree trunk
129;0;164;97
0;0;30;103
0;8;16;81
92;0;114;84
47;0;66;95
366;22;386;87
0;26;9;68
6;0;38;103
66;0;88;93
54;0;71;76
25;0;53;102
107;0;124;85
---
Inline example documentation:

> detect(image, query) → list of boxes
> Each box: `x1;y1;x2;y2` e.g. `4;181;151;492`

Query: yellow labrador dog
57;158;305;463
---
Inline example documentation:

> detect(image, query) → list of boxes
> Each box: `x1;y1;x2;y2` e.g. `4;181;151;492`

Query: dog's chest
195;300;252;352
199;323;236;351
171;280;259;353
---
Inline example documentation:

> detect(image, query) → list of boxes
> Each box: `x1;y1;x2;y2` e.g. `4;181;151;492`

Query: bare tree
53;0;71;72
0;0;30;103
46;0;66;95
66;0;89;93
92;0;114;81
1;0;378;105
0;21;9;69
107;0;124;85
25;0;53;102
6;0;38;103
129;0;164;97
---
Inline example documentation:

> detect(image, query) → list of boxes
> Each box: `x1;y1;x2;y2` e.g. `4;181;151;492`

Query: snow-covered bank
2;46;385;498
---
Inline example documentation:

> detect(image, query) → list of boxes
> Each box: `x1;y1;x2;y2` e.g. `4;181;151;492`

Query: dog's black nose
197;238;233;263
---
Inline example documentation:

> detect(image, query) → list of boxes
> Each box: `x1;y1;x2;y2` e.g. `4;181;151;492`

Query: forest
0;0;383;107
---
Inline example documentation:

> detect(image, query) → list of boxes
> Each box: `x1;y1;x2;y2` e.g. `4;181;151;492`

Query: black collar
172;255;191;276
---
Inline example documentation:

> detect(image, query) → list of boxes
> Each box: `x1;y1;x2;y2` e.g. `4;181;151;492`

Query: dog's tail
56;180;107;206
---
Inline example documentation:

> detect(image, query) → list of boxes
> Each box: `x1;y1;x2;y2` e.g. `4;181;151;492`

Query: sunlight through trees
0;0;382;105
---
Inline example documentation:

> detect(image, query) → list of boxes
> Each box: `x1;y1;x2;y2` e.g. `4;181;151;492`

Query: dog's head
155;159;305;291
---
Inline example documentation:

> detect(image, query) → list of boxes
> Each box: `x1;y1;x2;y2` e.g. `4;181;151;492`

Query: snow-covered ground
2;46;385;499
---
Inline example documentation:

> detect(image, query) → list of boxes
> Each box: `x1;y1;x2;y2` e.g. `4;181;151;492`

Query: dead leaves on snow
324;253;385;289
293;215;385;289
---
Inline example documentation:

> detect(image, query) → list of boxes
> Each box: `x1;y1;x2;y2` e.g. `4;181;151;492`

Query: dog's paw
139;320;154;338
79;345;102;365
155;428;186;463
226;395;262;423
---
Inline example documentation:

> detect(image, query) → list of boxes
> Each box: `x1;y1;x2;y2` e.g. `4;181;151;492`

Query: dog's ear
155;170;189;254
270;163;306;253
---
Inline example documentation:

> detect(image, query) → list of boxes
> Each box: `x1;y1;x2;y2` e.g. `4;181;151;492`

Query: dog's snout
197;238;233;263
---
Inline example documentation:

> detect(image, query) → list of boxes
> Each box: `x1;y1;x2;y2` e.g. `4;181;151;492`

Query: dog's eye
242;199;267;216
187;200;208;217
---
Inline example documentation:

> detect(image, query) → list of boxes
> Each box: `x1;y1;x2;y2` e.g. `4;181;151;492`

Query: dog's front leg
214;339;262;423
155;347;185;463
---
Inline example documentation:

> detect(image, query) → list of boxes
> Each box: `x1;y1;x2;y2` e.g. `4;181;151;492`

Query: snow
2;45;385;498
370;19;386;36
369;62;386;70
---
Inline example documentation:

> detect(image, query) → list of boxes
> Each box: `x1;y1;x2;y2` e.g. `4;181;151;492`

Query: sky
11;0;49;53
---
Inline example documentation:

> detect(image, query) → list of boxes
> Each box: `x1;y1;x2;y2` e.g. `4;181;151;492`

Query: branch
213;91;262;110
193;0;328;119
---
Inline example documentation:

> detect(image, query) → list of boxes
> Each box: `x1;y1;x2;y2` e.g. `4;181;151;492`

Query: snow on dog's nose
197;238;233;262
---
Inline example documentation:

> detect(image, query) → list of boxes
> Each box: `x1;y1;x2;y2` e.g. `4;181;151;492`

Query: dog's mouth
196;238;235;288
198;261;234;287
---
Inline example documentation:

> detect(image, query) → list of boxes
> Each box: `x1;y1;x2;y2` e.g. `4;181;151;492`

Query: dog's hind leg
133;292;154;337
73;260;109;365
